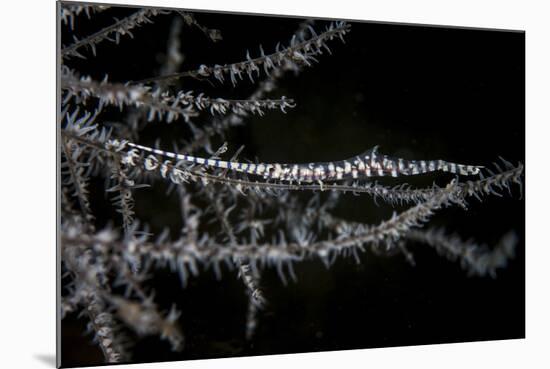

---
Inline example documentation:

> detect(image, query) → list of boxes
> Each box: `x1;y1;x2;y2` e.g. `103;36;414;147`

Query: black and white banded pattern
123;142;483;183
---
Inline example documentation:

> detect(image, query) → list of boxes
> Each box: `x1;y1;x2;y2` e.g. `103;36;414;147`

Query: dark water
60;4;524;367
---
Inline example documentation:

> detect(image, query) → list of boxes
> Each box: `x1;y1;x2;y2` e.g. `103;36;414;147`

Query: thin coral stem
61;137;95;227
59;180;496;279
61;8;167;59
61;69;294;122
405;228;518;277
130;21;350;86
61;130;524;204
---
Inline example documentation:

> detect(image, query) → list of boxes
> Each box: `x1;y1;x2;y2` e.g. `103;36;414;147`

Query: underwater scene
59;2;524;366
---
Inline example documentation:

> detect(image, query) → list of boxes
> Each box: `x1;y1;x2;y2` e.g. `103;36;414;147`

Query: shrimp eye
268;166;278;177
263;166;275;178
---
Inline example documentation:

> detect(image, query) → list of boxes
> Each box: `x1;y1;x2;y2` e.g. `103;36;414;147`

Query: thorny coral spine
124;141;483;182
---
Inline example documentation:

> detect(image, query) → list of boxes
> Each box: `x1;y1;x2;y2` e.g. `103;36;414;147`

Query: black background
60;3;525;367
